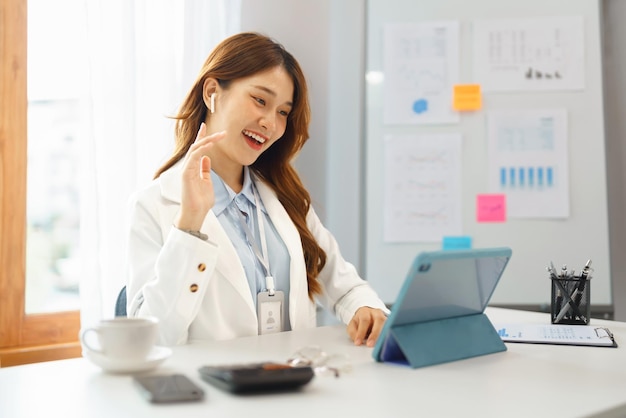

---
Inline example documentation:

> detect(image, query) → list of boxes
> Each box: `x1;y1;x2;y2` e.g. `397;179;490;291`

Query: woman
126;32;388;347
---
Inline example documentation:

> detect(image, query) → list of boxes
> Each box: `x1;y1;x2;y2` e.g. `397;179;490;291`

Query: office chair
115;285;127;317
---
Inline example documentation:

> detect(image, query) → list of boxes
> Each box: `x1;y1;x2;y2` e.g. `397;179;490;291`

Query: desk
1;308;625;418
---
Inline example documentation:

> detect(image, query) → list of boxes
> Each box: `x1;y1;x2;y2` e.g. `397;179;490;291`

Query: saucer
83;346;172;374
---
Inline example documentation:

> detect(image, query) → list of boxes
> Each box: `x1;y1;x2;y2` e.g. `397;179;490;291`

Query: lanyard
236;185;275;296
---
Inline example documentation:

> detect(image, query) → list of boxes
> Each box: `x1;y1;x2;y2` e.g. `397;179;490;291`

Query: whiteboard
363;0;612;307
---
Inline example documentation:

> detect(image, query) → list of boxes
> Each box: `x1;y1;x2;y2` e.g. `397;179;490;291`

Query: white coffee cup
79;317;159;360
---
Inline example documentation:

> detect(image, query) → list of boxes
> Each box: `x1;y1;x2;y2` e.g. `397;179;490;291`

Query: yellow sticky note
453;84;482;111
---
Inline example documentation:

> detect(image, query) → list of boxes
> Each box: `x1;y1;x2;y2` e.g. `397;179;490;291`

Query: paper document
473;16;585;92
383;134;462;242
494;324;617;347
487;108;569;219
383;21;460;125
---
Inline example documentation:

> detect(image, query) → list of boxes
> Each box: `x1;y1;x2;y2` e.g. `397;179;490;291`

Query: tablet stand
379;313;506;368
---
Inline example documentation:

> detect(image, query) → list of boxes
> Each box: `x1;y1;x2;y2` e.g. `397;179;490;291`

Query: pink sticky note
477;194;506;222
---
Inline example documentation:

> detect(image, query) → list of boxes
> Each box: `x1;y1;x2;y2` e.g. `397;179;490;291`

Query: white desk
1;308;625;418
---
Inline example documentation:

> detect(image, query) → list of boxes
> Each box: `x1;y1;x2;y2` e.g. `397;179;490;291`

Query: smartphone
198;362;314;394
133;374;205;403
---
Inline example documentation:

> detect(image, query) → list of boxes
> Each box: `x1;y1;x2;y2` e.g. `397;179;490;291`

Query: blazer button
190;283;199;293
197;263;206;272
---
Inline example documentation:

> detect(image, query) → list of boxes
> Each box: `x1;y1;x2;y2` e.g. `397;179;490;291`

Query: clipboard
494;324;618;348
372;247;512;368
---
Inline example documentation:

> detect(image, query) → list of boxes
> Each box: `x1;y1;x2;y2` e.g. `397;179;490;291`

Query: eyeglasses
286;345;352;378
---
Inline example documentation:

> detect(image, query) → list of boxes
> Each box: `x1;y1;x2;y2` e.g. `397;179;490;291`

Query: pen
573;260;592;310
548;263;564;322
546;265;558;280
549;261;559;279
547;265;562;322
555;288;563;318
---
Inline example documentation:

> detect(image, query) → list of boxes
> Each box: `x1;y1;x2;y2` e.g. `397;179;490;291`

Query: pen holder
550;276;590;325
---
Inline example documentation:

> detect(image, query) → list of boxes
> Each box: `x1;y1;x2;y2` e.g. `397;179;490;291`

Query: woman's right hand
174;123;226;231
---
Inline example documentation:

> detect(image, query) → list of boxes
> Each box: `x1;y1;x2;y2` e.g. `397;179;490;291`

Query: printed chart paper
473;16;585;92
495;324;616;347
384;134;462;242
383;21;460;125
487;109;569;218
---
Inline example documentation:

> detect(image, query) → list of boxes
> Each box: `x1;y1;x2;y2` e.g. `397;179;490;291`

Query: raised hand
174;123;226;231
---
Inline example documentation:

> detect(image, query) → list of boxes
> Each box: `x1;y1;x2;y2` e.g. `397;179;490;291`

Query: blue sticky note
442;236;472;250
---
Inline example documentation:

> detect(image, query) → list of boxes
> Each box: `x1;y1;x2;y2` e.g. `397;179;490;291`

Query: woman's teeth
243;130;266;144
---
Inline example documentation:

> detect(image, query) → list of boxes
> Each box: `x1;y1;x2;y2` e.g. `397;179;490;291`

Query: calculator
198;362;314;394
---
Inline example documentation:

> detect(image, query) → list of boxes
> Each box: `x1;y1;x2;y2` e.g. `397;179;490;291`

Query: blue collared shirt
210;167;292;331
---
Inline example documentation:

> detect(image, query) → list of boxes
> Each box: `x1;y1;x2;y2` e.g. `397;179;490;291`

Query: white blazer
126;162;388;346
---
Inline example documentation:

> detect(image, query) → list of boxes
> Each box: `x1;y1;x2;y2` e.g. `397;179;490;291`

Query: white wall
602;0;626;320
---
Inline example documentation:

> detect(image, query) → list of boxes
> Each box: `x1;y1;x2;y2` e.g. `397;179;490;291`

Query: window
25;0;85;314
0;0;81;367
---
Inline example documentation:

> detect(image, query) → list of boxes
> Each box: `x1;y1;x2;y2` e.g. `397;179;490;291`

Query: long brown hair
155;32;325;300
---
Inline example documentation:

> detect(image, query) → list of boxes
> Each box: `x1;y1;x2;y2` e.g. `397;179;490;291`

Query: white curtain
79;0;241;327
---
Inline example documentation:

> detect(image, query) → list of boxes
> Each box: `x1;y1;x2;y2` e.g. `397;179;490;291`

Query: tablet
372;247;512;366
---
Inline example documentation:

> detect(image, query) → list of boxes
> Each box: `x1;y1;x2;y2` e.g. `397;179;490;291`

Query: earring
210;93;215;114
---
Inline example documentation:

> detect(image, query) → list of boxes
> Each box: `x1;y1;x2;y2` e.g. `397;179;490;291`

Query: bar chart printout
487;109;569;218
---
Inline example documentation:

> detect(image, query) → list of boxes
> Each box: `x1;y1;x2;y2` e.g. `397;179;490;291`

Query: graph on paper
473;16;585;91
487;109;569;218
499;166;557;189
384;134;462;242
384;21;460;125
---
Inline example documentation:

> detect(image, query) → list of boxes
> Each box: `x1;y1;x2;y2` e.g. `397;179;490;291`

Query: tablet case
372;247;512;368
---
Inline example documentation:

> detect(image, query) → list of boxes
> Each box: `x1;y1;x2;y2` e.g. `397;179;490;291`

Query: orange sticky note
477;194;506;222
453;84;482;111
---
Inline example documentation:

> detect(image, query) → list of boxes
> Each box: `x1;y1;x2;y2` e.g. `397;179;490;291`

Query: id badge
257;290;284;335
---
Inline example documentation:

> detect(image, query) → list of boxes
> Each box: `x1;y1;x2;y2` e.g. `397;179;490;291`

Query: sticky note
442;236;472;250
477;194;506;222
453;84;482;111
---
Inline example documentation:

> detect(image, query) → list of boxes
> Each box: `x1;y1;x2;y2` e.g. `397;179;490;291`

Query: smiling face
203;66;294;188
